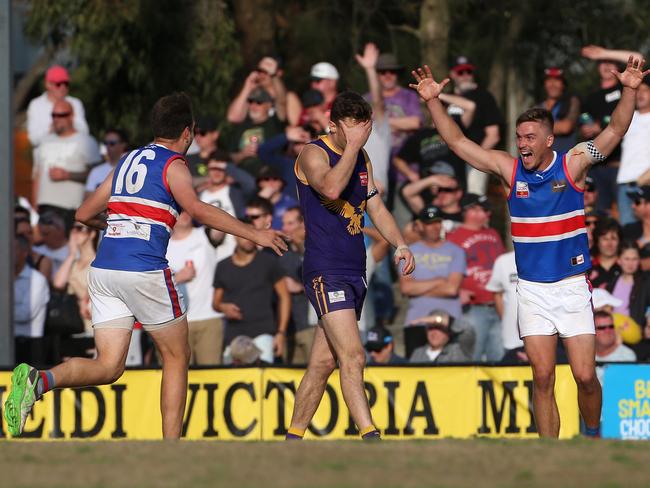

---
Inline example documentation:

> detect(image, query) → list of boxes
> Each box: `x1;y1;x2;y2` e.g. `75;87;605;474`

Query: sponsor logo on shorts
359;171;368;186
571;254;585;266
328;290;346;303
515;181;529;198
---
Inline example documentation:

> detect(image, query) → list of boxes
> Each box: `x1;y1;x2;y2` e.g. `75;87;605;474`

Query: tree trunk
419;0;449;78
232;0;277;67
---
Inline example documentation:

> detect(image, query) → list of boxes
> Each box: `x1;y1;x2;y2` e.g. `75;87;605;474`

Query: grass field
1;438;648;488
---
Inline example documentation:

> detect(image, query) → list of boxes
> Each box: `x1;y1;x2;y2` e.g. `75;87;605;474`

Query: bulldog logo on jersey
515;181;529;198
359;171;368;186
320;197;366;235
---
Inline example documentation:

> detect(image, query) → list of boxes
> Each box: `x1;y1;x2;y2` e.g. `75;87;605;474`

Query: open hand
613;56;650;89
394;245;415;275
409;65;450;102
355;43;379;70
255;228;289;256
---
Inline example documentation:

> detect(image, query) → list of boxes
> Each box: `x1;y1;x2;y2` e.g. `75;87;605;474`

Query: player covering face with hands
409;57;649;438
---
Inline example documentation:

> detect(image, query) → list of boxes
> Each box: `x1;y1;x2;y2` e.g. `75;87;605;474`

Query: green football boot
4;363;40;437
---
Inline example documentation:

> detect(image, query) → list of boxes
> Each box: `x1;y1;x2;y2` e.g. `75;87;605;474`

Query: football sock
585;425;600;437
36;370;55;397
360;425;381;440
285;427;305;440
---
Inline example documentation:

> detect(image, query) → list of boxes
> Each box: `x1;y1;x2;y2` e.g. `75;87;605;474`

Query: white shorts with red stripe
517;274;595;339
88;266;186;329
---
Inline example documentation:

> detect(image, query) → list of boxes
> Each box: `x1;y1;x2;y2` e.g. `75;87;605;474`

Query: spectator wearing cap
589;217;622;289
85;128;129;197
213;232;290;363
401;161;464;235
365;326;407;365
221;87;286;176
32;98;101;225
400;205;465;357
227;56;300;126
580;45;644;216
256;165;299;230
584;175;598;210
257;125;313;200
309;62;340;110
185;115;220;185
616;76;650;225
198;150;250;261
229;335;270;366
592;287;642;347
447;193;505;362
301;89;329;135
537;67;580;154
408;309;475;364
27;65;89;148
584;205;601;249
447;56;504;196
14;235;50;366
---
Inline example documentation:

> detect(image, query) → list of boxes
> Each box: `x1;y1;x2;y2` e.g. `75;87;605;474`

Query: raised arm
581;45;644;64
297;121;371;200
567;56;650;184
438;92;476;128
226;71;259;124
355;43;384;121
409;66;513;185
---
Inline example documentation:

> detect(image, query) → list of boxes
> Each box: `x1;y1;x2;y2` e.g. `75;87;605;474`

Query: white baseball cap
310;62;339;80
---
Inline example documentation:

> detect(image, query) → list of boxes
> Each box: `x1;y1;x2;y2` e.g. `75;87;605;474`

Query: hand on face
340;119;372;149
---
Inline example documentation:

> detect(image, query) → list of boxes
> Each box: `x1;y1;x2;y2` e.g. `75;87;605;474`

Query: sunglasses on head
53;81;69;88
596;324;615;331
51;111;71;118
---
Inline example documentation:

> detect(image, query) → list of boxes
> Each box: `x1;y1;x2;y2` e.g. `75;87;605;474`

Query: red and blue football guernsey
92;143;184;272
507;151;591;282
296;136;369;279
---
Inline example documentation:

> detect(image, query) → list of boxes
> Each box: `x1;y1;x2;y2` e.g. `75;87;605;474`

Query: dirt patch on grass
0;438;648;488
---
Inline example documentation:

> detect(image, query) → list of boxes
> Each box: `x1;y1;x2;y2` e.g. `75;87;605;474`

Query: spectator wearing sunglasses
32;99;101;226
594;310;636;364
221;87;285;176
408;309;475;364
447;56;503;196
364;326;407;365
85;128;129;197
27;65;89;148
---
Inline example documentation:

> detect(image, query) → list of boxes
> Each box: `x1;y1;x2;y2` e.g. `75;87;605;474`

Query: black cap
460;193;491;211
256;165;283;182
425;160;456;178
196;115;218;132
247;88;273;103
365;327;393;352
626;185;650;202
376;53;403;71
418;205;443;223
301;89;325;108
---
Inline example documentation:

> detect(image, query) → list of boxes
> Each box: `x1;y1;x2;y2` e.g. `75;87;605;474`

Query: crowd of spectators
13;42;650;368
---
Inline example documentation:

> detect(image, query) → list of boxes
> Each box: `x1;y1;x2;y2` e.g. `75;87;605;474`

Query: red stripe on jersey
162;155;186;194
163;268;182;318
511;215;585;238
107;201;177;228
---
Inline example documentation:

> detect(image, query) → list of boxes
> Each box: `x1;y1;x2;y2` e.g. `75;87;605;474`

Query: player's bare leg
563;334;602;435
287;325;337;436
523;335;560;437
148;317;191;439
320;309;375;434
49;328;132;386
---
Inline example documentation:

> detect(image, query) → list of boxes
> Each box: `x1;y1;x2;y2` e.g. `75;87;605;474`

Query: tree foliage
24;0;241;145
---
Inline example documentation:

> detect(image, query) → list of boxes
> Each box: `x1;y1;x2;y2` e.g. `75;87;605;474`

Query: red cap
450;56;476;73
46;65;70;83
544;67;564;79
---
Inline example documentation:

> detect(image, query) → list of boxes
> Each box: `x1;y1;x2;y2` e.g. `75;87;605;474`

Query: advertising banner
602;364;650;440
0;365;579;440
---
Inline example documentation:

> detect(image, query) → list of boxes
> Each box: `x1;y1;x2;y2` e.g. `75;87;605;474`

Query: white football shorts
517;274;595;339
88;266;186;331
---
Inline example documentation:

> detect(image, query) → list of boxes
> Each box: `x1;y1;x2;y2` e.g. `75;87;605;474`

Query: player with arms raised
410;57;649;437
4;92;287;439
285;92;414;441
